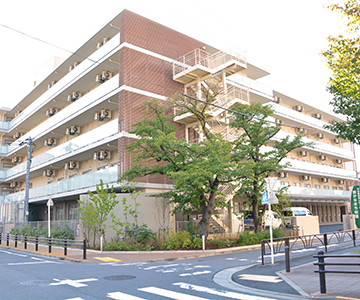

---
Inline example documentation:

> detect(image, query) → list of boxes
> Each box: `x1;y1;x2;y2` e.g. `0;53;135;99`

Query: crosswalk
66;282;278;300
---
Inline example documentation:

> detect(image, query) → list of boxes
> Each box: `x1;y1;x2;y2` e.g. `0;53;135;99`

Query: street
0;246;307;300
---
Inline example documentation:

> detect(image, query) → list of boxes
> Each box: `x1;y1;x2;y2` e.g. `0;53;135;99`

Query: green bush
164;230;201;250
236;228;283;245
9;223;75;240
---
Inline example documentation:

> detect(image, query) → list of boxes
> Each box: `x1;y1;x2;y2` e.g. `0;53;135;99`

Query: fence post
48;236;51;253
317;250;326;294
64;237;67;256
261;240;265;265
15;234;17;248
324;233;328;252
24;235;27;249
7;233;9;246
285;238;290;273
353;229;356;247
83;238;86;260
35;235;38;251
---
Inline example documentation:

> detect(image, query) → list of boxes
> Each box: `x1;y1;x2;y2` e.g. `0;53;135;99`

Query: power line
0;23;315;132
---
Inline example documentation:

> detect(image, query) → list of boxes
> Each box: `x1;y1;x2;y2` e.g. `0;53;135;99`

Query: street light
19;137;35;224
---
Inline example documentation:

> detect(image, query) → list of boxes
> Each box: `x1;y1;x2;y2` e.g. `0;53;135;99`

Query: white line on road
237;274;283;283
174;282;278;300
179;270;212;276
143;263;179;270
107;291;146;300
0;249;27;257
50;278;98;288
138;286;209;300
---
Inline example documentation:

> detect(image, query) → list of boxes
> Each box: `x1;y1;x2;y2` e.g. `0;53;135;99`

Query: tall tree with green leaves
78;180;119;247
230;102;310;231
321;0;360;143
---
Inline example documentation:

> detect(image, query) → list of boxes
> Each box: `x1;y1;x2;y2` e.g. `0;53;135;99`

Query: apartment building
0;10;356;234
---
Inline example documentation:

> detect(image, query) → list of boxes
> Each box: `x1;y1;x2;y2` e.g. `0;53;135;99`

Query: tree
230;102;310;231
321;0;360;144
78;180;119;247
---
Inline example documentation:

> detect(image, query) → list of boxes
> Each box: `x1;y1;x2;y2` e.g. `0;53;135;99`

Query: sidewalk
2;241;360;299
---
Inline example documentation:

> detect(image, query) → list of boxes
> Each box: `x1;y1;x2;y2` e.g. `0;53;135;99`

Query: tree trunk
252;199;261;232
196;186;218;237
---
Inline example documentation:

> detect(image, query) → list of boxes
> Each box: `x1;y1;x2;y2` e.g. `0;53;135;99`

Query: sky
0;0;347;112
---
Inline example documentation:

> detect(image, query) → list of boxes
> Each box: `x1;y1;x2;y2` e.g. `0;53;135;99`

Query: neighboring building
0;10;356;235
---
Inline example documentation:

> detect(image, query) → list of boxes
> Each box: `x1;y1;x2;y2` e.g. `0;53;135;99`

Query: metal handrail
0;233;86;259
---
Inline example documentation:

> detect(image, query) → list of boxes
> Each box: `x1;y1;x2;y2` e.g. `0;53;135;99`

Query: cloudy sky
0;0;346;112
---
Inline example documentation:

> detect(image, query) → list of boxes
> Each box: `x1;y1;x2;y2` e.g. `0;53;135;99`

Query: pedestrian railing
0;233;86;259
261;229;360;266
314;251;360;294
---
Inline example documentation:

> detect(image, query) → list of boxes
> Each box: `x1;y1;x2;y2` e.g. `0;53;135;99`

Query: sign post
47;198;54;237
264;177;278;265
351;186;360;228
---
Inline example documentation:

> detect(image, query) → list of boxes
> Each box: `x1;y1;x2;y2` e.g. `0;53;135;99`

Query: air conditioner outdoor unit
11;156;21;164
333;138;340;144
99;150;110;160
44;138;56;147
14;110;22;117
313;113;322;119
301;175;311;181
294;105;304;112
320;177;329;183
296;128;306;134
330;120;337;125
47;80;57;89
72;91;81;101
316;133;325;139
66;125;80;135
100;109;111;120
318;155;327;161
335;159;343;164
93;151;100;161
274;96;282;103
95;74;102;83
337;179;345;185
46;107;58;117
275;119;284;125
65;160;79;170
278;172;288;178
43;169;54;177
96;41;103;49
13;132;22;139
73;61;79;68
101;70;112;81
299;150;308;157
69;65;74;72
10;182;20;188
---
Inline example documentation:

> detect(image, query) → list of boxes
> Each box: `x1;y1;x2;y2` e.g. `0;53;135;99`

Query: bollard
35;236;38;251
64;237;67;256
261;240;265;265
285;238;290;273
15;234;17;248
24;235;27;249
317;250;326;293
353;229;356;247
324;233;328;253
7;233;9;246
48;236;51;253
83;238;86;260
0;233;1;245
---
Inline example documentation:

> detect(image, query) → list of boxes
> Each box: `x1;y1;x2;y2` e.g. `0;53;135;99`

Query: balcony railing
273;183;350;198
8;74;120;153
281;158;357;179
9;33;121;130
5;165;118;203
227;73;273;98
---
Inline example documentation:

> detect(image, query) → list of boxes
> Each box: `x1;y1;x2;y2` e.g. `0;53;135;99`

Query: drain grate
104;275;136;281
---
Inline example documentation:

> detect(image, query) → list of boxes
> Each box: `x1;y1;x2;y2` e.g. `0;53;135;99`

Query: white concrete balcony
173;49;246;84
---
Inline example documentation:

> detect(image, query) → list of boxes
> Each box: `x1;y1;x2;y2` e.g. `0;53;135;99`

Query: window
57;209;64;220
280;181;289;186
304;184;311;188
339;187;344;190
332;186;338;190
293;182;300;187
314;184;320;189
324;185;329;189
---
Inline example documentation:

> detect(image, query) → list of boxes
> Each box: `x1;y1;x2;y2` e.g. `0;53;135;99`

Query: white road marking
194;265;210;268
179;270;211;276
138;287;209;300
0;249;27;257
143;263;179;270
107;291;146;300
9;260;58;265
237;274;283;283
50;278;98;288
174;282;278;300
65;298;85;300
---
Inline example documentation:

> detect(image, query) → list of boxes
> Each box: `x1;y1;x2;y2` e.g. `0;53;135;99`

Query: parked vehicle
243;210;283;229
283;207;313;227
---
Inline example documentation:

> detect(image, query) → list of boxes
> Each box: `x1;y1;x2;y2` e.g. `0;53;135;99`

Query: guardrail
314;251;360;293
0;233;86;259
261;229;360;266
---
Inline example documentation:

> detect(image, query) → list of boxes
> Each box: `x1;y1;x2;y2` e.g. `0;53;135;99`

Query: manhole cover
19;279;50;286
104;275;136;281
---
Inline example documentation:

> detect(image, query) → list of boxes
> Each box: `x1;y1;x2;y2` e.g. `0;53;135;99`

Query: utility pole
19;137;34;224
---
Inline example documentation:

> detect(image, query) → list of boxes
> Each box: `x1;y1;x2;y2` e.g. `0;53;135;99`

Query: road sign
47;198;54;207
265;177;278;190
351;186;360;228
268;190;279;204
261;191;269;205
